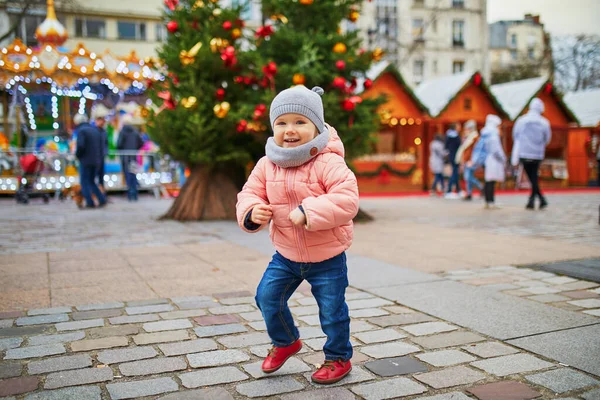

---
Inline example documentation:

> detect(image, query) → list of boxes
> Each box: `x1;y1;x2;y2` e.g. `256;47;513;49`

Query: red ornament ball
335;60;346;70
341;99;356;112
223;21;232;30
216;88;226;101
364;79;373;89
333;77;346;89
167;21;178;33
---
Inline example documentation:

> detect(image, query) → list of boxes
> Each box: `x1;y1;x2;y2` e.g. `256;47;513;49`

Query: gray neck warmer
265;127;330;168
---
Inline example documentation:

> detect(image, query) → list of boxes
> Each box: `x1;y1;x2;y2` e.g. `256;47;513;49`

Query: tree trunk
161;164;239;221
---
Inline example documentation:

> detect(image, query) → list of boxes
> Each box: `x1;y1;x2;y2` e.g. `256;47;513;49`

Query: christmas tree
148;0;267;220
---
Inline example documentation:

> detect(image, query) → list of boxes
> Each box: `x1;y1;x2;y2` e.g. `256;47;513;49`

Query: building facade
357;0;490;87
489;14;551;83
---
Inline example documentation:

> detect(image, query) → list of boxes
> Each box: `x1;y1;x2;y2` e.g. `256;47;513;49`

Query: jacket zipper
286;168;308;262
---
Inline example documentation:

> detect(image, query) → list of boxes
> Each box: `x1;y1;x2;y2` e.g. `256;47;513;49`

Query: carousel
0;0;170;198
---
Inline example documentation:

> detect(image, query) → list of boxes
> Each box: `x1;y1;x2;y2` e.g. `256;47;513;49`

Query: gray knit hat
269;85;325;134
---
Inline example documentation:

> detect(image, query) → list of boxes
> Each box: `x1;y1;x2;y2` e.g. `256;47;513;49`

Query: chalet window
464;97;472;111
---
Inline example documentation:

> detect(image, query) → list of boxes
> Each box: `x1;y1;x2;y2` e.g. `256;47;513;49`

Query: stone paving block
175;300;220;310
0;376;39;397
71;336;129;352
346;292;376;300
249;321;267;331
209;304;255;315
297;315;320;325
367;313;437;327
187;349;250;367
55;319;104;332
158;338;218;356
179;366;249;388
219;296;255;305
126;299;169;307
143;318;192;332
402;322;458;336
296;297;318;306
75;302;124;311
350;376;427;400
249;344;308;358
16;314;69;326
525;368;599;393
0;311;25;319
193;314;242;326
213;291;254;299
71;309;122;321
243;357;311;379
416;350;476;367
0;362;22;379
416;392;472;400
194;323;248;338
347;298;394;310
171;296;214;303
159;309;207;320
119;357;187;376
27;307;71;316
543;277;577;285
4;343;65;360
44;367;113;389
109;314;159;325
217;332;272;348
87;325;139;339
0;319;13;328
107;377;178;399
24;385;102;400
414;365;486;389
470;354;554;376
306;367;376;388
463;342;519;358
290;305;320;316
299;326;326;338
527;294;571;303
563;290;600;299
466;381;542;400
359;341;420;359
133;329;192;345
364;356;428;377
349;308;389;318
584;309;600;316
239;311;264;321
28;354;92;374
158;387;235;400
582;389;600;400
568;299;600;308
353;328;406;344
0;337;23;350
28;331;85;346
521;286;562;295
351;320;378;333
383;305;415;314
97;346;158;364
236;376;305;398
281;387;356;400
412;331;486;349
125;304;174;315
303;338;359;351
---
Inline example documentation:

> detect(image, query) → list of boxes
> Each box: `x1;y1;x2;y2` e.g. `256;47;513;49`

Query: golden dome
35;0;68;46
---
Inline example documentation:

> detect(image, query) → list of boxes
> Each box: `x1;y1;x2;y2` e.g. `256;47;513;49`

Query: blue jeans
80;165;106;207
255;252;352;361
431;173;444;192
463;165;482;195
125;171;138;201
447;162;460;193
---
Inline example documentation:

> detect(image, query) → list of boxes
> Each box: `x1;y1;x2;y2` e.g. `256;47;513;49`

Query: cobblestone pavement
1;287;599;400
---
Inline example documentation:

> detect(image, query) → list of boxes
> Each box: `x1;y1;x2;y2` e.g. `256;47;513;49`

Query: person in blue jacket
75;113;106;208
444;123;462;197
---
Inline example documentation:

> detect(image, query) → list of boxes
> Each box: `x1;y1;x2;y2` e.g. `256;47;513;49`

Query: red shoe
311;359;352;384
261;339;302;373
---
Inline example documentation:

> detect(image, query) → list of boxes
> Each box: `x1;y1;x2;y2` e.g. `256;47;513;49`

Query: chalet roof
564;89;600;127
491;76;548;120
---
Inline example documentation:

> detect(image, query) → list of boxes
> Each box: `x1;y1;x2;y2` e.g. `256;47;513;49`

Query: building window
452;60;464;74
510;33;517;48
433;60;438;74
414;60;424;82
156;23;167;42
412;18;424;40
452;0;465;8
371;1;399;63
452;20;465;47
431;18;437;33
510;49;517;60
117;21;146;40
528;48;535;60
414;0;425;6
75;18;106;38
464;97;472;111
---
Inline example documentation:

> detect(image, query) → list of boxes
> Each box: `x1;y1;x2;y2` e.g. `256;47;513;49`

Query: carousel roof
35;0;68;46
490;76;549;120
564;89;600;127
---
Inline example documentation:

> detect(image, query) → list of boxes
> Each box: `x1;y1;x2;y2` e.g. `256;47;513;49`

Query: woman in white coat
482;114;506;209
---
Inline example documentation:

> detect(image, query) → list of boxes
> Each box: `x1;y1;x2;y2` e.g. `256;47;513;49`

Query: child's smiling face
273;113;318;148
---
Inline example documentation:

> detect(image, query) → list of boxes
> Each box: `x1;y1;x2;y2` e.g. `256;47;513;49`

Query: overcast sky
487;0;600;37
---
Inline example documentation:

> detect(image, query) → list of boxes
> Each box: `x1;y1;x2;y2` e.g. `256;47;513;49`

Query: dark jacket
444;129;461;165
75;123;104;167
117;125;143;170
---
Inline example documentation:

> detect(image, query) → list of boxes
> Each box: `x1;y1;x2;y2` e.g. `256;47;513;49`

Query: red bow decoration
237;119;248;133
164;0;178;11
256;25;274;38
157;91;177;113
253;104;267;120
262;62;277;77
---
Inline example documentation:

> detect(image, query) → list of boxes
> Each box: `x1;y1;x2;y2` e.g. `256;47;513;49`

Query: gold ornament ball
192;0;204;9
372;47;384;61
349;10;359;22
333;42;347;53
299;0;314;4
210;38;230;53
231;28;241;40
213;8;222;16
181;96;197;109
292;73;306;85
213;102;230;118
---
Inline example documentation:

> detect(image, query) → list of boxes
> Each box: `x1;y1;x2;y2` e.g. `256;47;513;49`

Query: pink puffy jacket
236;126;359;263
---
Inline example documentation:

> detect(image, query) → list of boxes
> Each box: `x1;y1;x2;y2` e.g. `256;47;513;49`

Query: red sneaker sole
261;343;302;374
311;366;352;384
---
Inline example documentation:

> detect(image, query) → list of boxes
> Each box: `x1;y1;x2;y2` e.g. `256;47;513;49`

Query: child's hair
269;86;326;135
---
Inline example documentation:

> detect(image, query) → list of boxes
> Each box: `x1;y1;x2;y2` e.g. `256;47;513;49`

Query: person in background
75;113;106;208
455;120;482;201
429;134;446;196
444;122;462;198
117;115;144;202
92;109;109;192
482;115;506;209
511;98;551;210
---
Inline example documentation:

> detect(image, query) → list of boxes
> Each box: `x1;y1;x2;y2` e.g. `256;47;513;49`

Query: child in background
236;85;359;384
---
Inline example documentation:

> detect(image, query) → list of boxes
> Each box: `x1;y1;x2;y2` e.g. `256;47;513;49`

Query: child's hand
288;207;306;226
251;204;272;225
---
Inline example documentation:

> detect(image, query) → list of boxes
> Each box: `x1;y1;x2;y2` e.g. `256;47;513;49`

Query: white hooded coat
483;115;507;182
512;98;552;160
